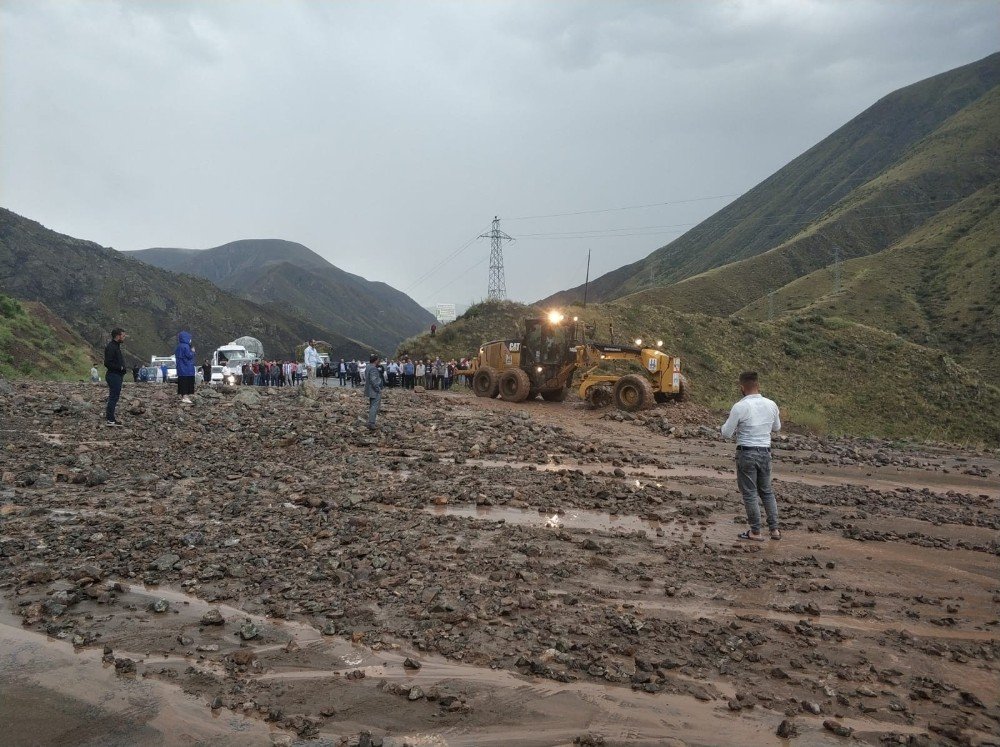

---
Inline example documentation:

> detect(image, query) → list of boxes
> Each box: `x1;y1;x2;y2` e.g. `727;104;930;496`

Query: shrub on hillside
0;295;24;319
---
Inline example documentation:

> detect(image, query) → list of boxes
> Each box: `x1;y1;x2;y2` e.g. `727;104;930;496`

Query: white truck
213;342;261;384
149;355;176;383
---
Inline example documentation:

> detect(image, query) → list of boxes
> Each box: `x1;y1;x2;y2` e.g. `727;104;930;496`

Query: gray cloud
2;0;997;309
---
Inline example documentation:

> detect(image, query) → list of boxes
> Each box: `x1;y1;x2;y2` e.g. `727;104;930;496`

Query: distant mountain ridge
0;209;371;363
541;52;1000;307
130;239;435;354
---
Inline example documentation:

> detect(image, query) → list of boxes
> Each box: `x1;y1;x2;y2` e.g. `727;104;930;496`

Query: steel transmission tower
480;216;514;300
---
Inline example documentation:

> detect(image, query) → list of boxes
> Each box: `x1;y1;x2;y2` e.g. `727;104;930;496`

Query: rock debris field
0;380;998;746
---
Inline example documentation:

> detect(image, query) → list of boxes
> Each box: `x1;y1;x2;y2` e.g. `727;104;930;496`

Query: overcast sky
2;1;998;308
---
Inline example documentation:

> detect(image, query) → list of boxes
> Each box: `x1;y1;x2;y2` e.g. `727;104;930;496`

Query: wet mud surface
0;381;997;745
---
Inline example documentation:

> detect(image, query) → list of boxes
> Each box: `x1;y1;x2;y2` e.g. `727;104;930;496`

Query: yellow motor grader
574;338;685;410
461;311;685;411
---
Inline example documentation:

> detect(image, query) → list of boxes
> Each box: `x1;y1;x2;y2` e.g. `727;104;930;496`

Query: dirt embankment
0;381;997;746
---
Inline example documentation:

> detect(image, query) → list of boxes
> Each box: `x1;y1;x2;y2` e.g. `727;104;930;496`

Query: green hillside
541;52;1000;307
0;294;98;380
738;184;1000;382
399;301;1000;445
622;82;1000;318
130;239;435;353
397;300;529;360
0;209;372;363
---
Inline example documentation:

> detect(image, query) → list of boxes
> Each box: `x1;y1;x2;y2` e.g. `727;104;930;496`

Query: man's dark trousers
106;371;124;422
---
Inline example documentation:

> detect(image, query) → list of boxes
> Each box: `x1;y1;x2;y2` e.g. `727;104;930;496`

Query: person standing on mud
103;328;127;426
364;353;384;431
303;340;322;383
174;331;196;405
721;371;782;541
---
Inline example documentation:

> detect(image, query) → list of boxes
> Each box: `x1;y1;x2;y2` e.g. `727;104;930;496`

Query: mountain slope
0;209;371;363
541;51;1000;306
622;83;1000;317
130;239;435;353
737;183;1000;382
399;301;1000;444
0;294;98;380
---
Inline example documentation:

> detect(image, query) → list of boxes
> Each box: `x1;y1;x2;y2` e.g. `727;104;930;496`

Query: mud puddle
176;593;925;747
0;598;286;747
423;503;733;547
2;582;931;747
462;458;1000;499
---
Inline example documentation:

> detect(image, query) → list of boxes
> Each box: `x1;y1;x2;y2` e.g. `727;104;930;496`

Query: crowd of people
320;356;472;389
236;360;309;386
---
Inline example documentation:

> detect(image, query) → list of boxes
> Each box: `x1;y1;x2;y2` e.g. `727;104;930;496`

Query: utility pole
479;216;514;301
583;249;591;307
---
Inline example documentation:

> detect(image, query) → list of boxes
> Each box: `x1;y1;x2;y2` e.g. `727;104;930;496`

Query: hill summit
130;240;435;354
0;209;371;363
542;51;1000;310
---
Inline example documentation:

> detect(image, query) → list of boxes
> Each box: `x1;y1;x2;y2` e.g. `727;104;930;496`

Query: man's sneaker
181;397;193;404
105;420;122;427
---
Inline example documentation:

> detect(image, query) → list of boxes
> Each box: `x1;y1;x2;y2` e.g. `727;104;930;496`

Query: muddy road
0;381;997;746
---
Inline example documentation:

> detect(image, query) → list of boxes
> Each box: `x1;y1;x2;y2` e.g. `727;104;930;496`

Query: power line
506;193;740;221
402;226;490;294
427;255;488;299
503;156;998;224
511;198;970;239
512;204;960;242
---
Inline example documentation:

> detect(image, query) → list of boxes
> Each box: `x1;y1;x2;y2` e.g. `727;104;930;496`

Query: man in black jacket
103;328;128;426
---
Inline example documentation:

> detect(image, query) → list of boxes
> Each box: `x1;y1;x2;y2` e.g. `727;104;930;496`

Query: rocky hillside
130;239;435;354
542;52;1000;307
0;293;98;380
398;301;1000;444
0;209;372;364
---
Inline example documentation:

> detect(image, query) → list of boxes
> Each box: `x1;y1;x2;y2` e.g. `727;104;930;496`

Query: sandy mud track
0;382;997;745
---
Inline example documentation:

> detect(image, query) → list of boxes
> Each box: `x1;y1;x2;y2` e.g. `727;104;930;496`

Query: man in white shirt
303;340;322;383
720;371;782;542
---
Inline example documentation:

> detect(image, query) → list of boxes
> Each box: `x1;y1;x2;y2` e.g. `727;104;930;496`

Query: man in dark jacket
103;328;127;426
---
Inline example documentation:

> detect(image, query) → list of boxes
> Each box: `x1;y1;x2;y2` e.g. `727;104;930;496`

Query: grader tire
498;368;531;402
541;386;569;402
472;366;500;399
585;386;613;409
613;375;655;412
